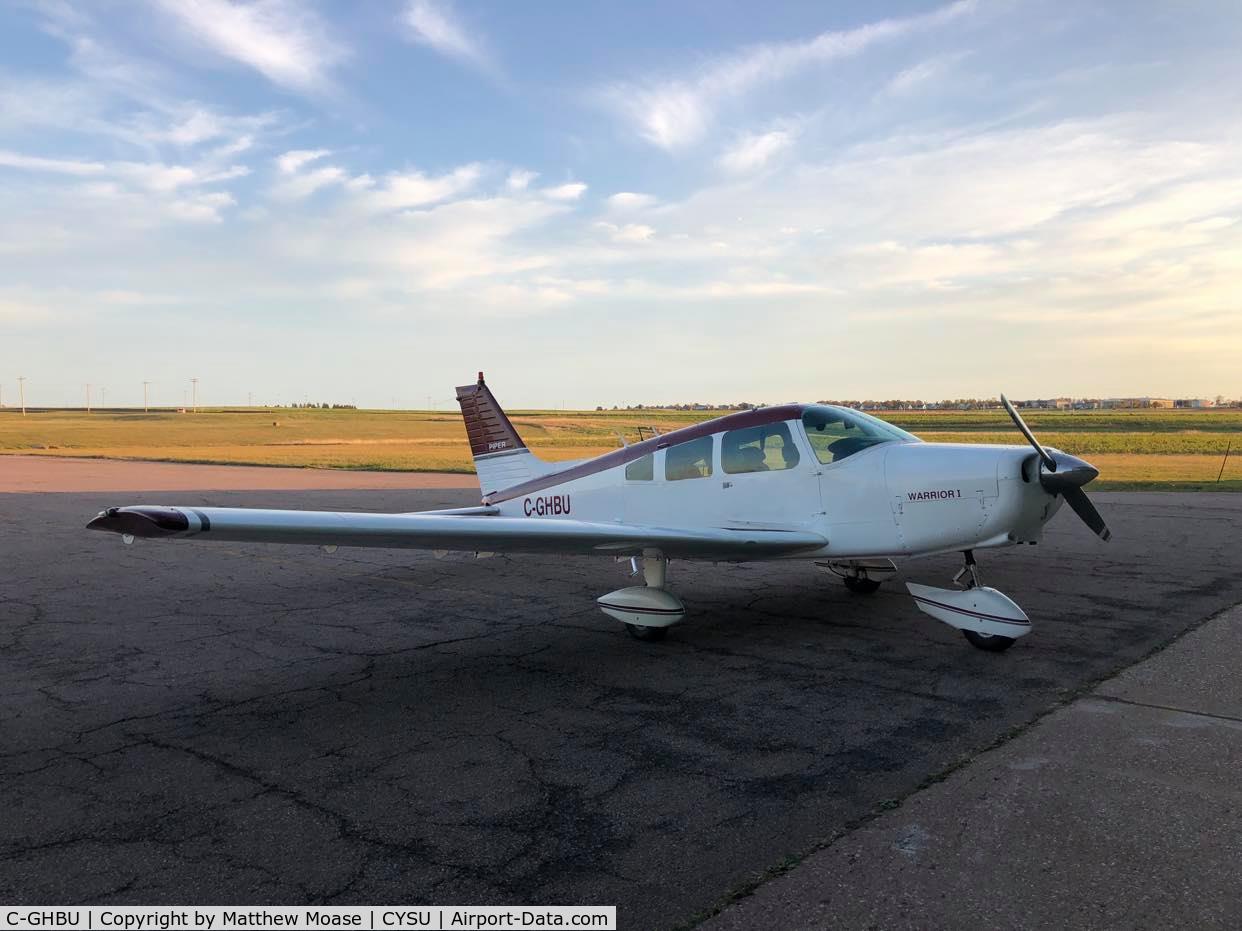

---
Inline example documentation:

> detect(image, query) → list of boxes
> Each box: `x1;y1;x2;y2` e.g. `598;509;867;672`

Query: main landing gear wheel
625;623;668;642
844;576;881;594
962;629;1017;653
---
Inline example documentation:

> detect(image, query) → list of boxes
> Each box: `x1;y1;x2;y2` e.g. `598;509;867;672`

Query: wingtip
85;506;189;537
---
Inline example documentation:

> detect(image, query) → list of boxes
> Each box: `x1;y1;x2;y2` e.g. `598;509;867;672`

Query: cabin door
720;424;822;529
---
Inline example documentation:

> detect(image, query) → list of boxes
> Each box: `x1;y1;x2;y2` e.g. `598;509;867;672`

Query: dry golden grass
1;408;1238;489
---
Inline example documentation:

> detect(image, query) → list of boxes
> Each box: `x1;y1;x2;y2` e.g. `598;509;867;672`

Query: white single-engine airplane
88;374;1110;652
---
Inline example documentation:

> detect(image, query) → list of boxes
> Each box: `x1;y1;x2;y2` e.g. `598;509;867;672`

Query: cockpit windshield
800;405;919;464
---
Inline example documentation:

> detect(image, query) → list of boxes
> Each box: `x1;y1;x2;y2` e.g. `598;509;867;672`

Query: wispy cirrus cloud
886;51;970;96
275;149;330;174
0;143;250;222
353;164;484;212
717;128;796;174
269;153;483;211
0;150;106;175
402;0;494;75
151;0;347;94
601;0;976;149
0;148;248;201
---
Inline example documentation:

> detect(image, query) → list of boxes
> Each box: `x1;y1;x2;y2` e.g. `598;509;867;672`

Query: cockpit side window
625;453;654;481
801;406;917;464
722;423;800;474
665;436;713;481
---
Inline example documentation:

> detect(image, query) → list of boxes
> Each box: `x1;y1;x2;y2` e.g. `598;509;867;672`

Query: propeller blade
1000;394;1056;471
1061;486;1112;541
998;395;1111;542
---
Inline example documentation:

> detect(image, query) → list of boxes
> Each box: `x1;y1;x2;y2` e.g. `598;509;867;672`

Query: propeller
1000;394;1112;542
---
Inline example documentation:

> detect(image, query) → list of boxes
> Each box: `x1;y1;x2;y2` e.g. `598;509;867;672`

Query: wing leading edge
86;506;828;560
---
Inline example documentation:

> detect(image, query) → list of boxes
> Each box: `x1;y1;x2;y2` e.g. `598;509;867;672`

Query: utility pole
86;384;92;413
191;378;198;413
143;381;150;412
248;392;253;408
18;376;25;415
100;386;106;409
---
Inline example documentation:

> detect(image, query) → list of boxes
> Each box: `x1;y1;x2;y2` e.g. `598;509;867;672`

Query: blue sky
2;0;1240;408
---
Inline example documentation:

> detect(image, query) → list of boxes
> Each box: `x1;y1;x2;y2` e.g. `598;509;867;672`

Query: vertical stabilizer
456;372;543;495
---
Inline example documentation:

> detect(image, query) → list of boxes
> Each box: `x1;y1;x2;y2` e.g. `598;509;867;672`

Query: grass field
1;407;1238;490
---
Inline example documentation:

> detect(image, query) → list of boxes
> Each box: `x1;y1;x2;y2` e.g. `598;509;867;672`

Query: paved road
1;470;1239;928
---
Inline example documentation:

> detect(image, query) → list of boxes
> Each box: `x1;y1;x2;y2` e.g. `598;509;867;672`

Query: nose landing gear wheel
844;576;881;594
626;624;668;642
963;629;1016;652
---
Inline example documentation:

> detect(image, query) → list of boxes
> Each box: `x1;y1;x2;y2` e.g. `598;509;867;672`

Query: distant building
1102;397;1175;409
1175;398;1213;408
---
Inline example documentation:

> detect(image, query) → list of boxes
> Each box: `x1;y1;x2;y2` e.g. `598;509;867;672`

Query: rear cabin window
625;453;654;481
722;423;800;474
665;437;713;481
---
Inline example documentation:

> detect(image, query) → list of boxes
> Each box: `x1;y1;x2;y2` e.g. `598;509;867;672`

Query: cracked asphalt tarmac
2;475;1240;928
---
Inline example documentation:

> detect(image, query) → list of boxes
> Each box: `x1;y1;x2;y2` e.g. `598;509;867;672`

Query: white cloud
0;150;106;175
402;0;492;73
276;149;330;174
354;164;483;212
167;191;236;223
270;164;347;200
163;109;225;145
506;168;538;191
268;156;482;208
303;195;569;290
596;221;655;243
0;74;104;134
602;0;976;149
717;129;795;174
114;162;197;191
1187;216;1237;232
607;192;657;211
886;52;967;96
617;87;709;152
542;182;587;201
112;161;250;192
152;0;347;93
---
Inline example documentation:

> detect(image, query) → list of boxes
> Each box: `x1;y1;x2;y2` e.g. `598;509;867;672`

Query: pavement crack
1091;693;1242;725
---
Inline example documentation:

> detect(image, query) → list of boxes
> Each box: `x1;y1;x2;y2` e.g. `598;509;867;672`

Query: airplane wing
86;505;827;561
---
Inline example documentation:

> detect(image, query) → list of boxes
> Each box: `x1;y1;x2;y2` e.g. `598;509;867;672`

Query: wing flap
87;506;827;560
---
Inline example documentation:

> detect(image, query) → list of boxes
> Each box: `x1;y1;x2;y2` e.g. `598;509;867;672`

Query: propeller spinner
1000;394;1112;542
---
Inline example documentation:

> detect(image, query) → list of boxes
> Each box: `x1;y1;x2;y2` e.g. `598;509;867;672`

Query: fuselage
485;404;1063;560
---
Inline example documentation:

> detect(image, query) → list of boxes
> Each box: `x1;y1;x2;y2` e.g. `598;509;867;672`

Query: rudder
456;372;544;495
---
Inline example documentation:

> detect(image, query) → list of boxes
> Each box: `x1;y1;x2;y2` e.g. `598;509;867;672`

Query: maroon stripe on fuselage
483;404;809;504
